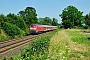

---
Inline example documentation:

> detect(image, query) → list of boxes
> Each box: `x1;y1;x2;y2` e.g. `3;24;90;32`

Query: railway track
0;32;49;59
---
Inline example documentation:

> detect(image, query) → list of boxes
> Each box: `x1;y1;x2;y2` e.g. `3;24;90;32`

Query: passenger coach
30;24;57;34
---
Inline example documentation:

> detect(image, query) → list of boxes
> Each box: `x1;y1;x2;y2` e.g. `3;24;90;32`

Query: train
30;24;57;34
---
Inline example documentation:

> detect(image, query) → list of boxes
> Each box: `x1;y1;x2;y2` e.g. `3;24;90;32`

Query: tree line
0;7;58;40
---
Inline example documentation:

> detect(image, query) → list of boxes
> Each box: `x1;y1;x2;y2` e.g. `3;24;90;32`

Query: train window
31;25;36;27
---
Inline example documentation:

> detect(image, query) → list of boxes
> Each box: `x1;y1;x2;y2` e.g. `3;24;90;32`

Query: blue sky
0;0;90;23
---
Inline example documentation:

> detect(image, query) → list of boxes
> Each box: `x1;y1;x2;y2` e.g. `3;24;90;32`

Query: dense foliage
20;36;50;60
52;18;58;26
59;5;84;29
0;14;8;33
84;13;90;27
18;7;38;27
7;13;27;31
38;17;58;26
39;17;52;25
3;22;23;38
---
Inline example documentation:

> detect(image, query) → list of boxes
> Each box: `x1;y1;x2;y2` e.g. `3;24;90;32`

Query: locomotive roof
31;24;48;26
31;24;57;27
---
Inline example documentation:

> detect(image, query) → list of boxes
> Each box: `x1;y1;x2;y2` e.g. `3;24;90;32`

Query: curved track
0;32;49;59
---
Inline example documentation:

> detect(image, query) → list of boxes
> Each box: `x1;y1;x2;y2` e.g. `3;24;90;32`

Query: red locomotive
30;24;57;34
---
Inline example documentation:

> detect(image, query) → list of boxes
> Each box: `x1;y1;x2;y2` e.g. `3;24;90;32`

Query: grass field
48;29;90;60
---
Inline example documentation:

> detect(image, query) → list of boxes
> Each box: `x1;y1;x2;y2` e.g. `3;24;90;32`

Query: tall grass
0;29;10;42
66;29;90;60
48;30;71;60
67;29;90;46
47;29;90;60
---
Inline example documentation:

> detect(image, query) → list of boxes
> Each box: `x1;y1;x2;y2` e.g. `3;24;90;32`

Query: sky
0;0;90;23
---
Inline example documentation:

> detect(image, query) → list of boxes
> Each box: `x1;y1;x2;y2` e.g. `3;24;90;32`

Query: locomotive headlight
33;28;36;30
30;28;36;30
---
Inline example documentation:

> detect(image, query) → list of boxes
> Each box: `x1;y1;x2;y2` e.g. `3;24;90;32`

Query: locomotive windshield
31;25;36;27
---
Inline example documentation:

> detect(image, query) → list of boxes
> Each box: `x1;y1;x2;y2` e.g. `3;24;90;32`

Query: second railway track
0;32;49;59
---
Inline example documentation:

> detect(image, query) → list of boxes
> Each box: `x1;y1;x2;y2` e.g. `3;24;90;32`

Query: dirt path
48;29;89;60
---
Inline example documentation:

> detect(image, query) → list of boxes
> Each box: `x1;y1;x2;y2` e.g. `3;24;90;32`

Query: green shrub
25;28;30;35
3;57;8;60
15;16;27;31
20;36;50;60
7;13;27;33
3;22;23;38
0;35;6;41
83;25;88;29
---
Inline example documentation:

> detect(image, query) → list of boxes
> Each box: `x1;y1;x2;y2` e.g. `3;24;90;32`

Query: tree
84;13;90;26
38;17;52;25
38;18;45;24
7;13;18;24
16;16;27;30
52;18;58;26
44;17;52;25
18;7;38;27
59;5;84;29
7;13;27;31
0;14;4;33
0;14;8;33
